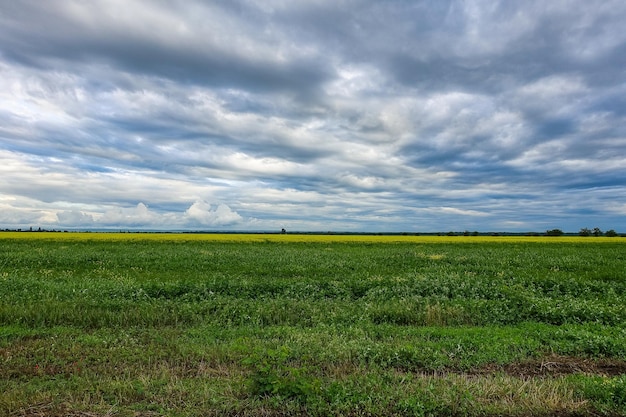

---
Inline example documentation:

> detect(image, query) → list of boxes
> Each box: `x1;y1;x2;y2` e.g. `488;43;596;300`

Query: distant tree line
578;227;618;237
545;228;620;237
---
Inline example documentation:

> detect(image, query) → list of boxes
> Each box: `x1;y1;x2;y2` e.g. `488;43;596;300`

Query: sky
1;0;625;233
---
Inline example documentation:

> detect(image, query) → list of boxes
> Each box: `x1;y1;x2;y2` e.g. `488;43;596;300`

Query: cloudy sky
1;1;625;232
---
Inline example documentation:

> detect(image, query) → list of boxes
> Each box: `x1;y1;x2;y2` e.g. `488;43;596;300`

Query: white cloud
99;203;160;226
0;202;50;227
184;201;243;226
432;207;489;217
605;203;626;216
339;174;386;190
56;210;94;226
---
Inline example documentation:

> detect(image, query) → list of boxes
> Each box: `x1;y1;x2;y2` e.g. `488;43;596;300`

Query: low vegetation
1;233;625;416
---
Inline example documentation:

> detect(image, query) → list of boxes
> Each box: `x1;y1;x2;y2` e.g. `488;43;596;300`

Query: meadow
1;233;625;416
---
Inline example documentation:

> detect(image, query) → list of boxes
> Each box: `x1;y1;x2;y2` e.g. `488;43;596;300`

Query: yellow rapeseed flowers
0;231;621;243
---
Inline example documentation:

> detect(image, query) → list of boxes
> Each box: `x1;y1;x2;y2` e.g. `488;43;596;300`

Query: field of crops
1;233;626;416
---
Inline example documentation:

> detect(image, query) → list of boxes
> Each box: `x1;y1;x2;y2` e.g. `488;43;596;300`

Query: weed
242;346;320;401
578;374;626;412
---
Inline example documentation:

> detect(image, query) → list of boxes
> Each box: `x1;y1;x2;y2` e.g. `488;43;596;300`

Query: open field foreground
1;234;626;416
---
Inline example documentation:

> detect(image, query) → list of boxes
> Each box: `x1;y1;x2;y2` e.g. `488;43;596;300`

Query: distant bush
546;229;564;236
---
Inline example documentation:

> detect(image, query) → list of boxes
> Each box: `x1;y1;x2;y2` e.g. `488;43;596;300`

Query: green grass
1;235;626;415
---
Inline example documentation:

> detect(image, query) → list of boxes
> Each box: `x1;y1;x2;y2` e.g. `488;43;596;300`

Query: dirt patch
474;355;626;378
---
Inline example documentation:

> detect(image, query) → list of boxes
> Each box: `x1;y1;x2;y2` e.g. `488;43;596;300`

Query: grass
1;234;625;416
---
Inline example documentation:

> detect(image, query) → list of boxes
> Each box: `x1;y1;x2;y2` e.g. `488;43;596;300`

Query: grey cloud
0;1;332;99
1;0;625;232
381;2;626;92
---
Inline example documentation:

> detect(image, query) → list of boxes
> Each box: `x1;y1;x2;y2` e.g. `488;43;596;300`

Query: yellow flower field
0;231;622;243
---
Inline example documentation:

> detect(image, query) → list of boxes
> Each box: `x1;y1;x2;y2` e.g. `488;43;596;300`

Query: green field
1;234;626;416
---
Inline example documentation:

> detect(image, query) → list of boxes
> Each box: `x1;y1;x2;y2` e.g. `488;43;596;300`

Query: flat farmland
1;234;625;416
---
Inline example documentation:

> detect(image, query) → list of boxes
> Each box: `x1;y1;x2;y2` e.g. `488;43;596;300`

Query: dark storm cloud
1;0;625;231
0;1;333;97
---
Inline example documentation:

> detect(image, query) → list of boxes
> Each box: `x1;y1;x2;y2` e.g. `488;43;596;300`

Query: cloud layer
1;0;625;232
